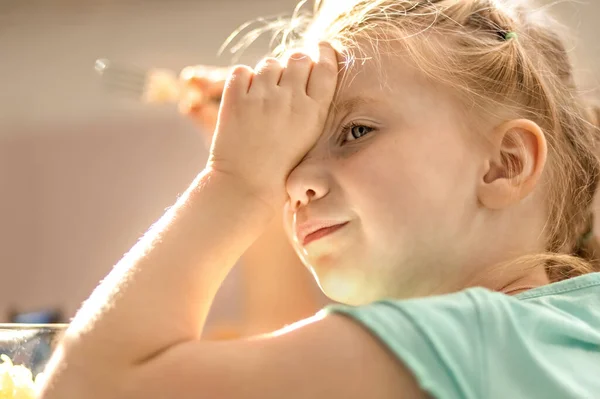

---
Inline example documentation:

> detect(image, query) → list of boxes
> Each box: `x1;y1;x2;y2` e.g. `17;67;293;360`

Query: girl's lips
303;222;348;246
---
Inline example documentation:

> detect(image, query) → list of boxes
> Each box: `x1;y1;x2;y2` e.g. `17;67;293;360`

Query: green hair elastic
576;221;595;252
581;229;594;244
504;32;518;40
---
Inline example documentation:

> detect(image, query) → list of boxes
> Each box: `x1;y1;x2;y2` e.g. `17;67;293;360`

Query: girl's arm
38;170;274;397
39;43;337;396
236;212;330;336
38;163;422;399
180;66;329;339
38;169;424;399
37;43;425;399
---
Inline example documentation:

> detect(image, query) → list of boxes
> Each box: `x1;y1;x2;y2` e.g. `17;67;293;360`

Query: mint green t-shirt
323;272;600;399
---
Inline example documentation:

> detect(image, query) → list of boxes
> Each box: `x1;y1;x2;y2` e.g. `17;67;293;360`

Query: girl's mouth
303;222;348;246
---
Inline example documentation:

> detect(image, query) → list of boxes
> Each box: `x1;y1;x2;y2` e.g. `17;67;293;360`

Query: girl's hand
178;66;231;148
207;42;339;210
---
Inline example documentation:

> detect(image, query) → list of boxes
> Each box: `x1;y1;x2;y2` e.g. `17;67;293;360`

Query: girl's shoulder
514;271;600;300
322;272;600;399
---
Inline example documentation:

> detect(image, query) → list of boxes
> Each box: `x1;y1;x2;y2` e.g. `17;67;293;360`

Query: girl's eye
341;123;375;143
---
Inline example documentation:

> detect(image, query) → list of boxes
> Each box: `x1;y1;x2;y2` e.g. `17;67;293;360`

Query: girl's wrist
196;167;276;223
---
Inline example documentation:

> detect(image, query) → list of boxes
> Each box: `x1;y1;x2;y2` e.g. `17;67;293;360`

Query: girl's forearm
52;168;273;366
238;215;329;336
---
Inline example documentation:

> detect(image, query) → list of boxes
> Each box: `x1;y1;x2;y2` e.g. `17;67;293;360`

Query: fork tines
95;58;148;98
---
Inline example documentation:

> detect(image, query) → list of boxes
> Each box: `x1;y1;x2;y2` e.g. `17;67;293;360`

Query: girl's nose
286;159;330;212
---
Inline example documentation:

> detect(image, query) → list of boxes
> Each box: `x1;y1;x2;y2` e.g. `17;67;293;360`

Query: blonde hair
222;0;600;282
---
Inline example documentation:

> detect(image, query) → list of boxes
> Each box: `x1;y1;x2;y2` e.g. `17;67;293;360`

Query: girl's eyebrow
331;96;380;115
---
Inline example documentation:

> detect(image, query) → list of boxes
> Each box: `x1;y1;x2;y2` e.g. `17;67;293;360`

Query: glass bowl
0;323;68;383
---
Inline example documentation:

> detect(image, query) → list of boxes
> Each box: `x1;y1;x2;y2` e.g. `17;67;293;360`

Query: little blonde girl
39;1;600;398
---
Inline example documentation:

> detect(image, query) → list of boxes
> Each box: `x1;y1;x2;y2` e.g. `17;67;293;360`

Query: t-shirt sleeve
320;290;486;399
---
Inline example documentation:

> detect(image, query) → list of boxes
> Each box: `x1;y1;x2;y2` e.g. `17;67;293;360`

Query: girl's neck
501;284;540;295
498;267;551;296
463;255;552;296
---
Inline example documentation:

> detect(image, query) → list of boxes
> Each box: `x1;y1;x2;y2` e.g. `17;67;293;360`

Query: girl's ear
477;119;548;210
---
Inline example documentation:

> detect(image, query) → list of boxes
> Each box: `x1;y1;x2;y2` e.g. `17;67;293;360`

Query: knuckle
277;85;292;96
231;64;252;76
318;59;338;75
255;86;283;101
255;57;281;71
227;65;253;85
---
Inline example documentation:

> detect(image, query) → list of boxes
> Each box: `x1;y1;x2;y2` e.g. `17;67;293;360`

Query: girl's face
283;51;488;305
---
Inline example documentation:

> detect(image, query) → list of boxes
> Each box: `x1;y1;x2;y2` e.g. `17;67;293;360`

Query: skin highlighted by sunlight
282;43;550;304
34;1;600;398
267;313;326;338
318;270;374;306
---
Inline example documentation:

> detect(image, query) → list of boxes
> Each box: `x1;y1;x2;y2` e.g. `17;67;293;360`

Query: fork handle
144;69;223;105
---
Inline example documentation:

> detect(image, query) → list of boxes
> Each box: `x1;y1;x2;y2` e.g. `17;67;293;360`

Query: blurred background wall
0;0;599;324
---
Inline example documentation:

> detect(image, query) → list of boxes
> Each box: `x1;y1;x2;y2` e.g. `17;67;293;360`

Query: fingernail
289;53;308;61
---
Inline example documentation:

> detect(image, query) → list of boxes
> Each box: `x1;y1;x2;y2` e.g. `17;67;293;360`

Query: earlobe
478;119;547;210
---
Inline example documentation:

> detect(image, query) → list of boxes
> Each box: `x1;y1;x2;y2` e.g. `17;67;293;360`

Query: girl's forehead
329;51;472;134
332;52;433;104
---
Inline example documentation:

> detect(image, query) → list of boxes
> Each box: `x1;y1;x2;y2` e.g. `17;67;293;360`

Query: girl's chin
311;268;379;306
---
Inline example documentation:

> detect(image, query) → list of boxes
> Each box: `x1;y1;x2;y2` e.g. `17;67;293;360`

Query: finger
181;77;223;104
183;100;220;142
180;66;227;97
198;107;219;132
204;78;226;100
179;68;214;108
179;65;211;83
250;57;284;92
183;76;210;92
190;105;219;136
180;65;229;81
207;67;232;83
307;42;340;103
278;51;314;92
177;90;205;115
186;97;219;119
182;66;226;82
223;65;254;99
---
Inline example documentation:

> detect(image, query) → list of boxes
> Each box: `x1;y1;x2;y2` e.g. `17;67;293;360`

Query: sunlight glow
268;313;326;337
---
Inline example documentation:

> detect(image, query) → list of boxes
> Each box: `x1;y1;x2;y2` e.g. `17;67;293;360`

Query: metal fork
94;58;223;105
